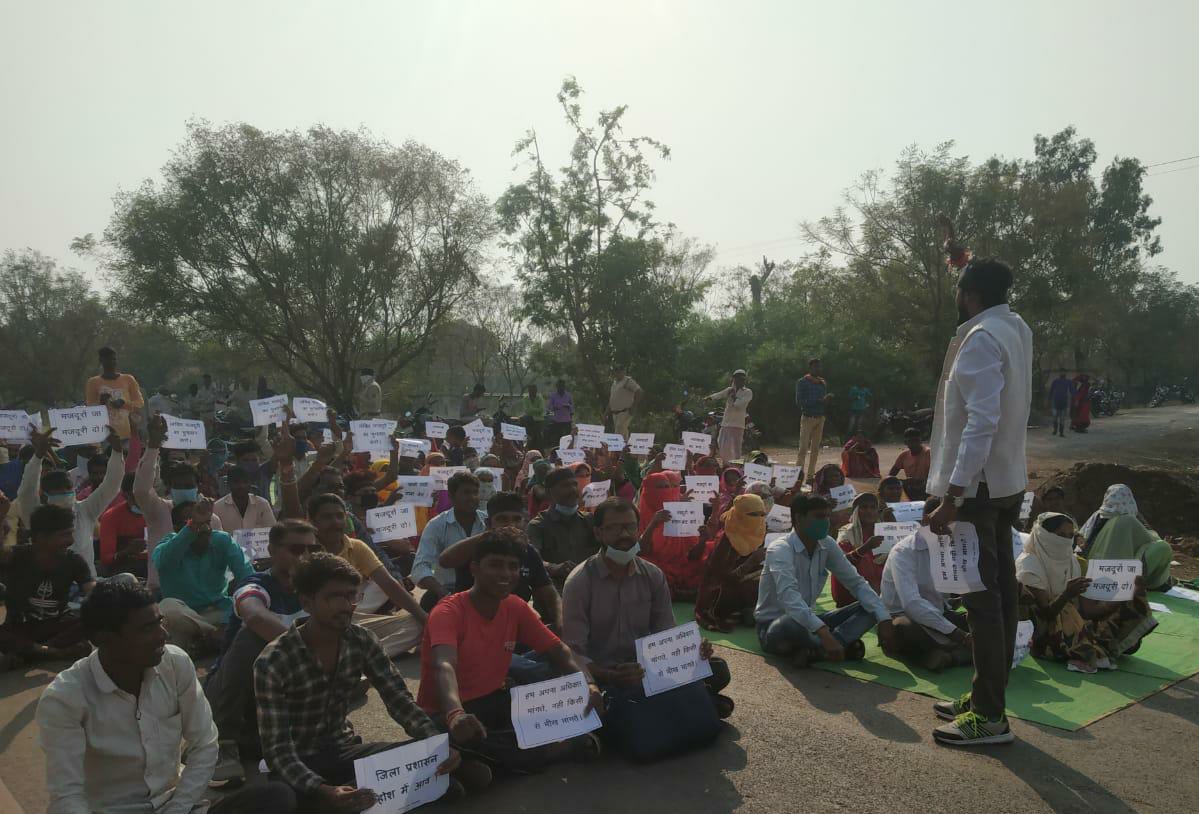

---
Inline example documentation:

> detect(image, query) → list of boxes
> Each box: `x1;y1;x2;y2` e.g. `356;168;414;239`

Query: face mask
803;518;831;540
554;503;577;516
479;483;496;502
209;452;228;469
171;487;199;505
46;492;76;508
604;542;640;566
360;375;372;384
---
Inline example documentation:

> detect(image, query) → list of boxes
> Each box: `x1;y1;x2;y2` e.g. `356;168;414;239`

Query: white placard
510;672;601;750
627;432;654;455
1012;619;1034;669
873;521;920;557
829;484;857;511
351;419;397;455
396;476;435;507
685;475;720;501
663;501;703;536
581;480;611;509
232;527;272;560
428;466;468;491
888;501;925;523
558;434;573;450
322;428;335;445
249;394;289;427
0;410;33;442
464;418;485;432
501;422;527;442
636;621;714;697
366;504;418;542
765;531;791;547
772;465;800;490
1083;559;1141;602
353;733;449;814
424;421;448;440
1149;601;1172;614
291;397;328;423
466;426;494;452
743;462;772;484
48;405;110;446
399;438;432;459
162;414;207;450
1013;529;1029;562
575;423;605;449
1165;585;1199;603
681;431;712;455
557;448;585;466
922;523;986;594
603;433;626;452
662;443;687;471
766;503;793;533
1020;491;1035;521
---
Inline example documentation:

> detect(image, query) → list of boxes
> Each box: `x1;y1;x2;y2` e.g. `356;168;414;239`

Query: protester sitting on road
419;527;601;774
203;520;323;786
1078;484;1165;573
1038;485;1067;516
637;470;711;600
810;463;845;497
1086;513;1175;592
830;493;887;607
755;495;894;668
38;580;298;814
695;493;768;632
443;425;470;467
879;497;973;672
413;471;488;611
255;552;470;808
213;465;277;533
0;505;94;671
152;498;253;655
98;473;148;579
525;458;553;517
840;432;881;478
878;476;905;506
715;466;744;517
1017;513;1156;674
889;428;931;500
526;466;599;585
563;498;732;760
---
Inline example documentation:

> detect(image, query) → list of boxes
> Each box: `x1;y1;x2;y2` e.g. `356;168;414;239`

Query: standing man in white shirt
925;257;1032;747
706;369;753;464
37;579;297;813
605;364;642;439
357;367;383;418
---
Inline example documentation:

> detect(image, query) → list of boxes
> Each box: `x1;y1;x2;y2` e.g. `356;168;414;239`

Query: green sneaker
933;692;971;721
933;711;1015;746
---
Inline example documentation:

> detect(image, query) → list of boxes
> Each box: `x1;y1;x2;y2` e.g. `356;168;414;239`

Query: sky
2;0;1197;287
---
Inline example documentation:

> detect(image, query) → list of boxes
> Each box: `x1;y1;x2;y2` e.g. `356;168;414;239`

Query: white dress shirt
212;492;276;533
411;508;488;588
707;386;754;429
36;645;219;814
879;531;958;635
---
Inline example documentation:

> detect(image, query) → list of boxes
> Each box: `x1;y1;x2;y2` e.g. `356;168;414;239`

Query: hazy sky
3;0;1197;286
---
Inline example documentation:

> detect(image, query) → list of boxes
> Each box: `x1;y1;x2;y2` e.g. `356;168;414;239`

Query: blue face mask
209;453;228;470
604;542;640;566
46;492;76;509
171;488;199;505
803;518;831;540
554;503;577;516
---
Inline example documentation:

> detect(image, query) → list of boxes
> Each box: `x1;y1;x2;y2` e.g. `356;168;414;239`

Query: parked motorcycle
878;406;934;437
1150;383;1196;408
1090;387;1124;417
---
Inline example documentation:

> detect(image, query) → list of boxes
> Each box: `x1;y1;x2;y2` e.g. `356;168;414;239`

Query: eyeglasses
601;523;639;536
286;544;323;556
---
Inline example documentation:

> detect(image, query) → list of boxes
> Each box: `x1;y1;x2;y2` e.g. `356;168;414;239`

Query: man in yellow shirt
85;347;144;444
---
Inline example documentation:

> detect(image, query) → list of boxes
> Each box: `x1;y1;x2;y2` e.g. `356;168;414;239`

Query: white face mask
360;375;373;384
604;542;640;566
46;492;77;509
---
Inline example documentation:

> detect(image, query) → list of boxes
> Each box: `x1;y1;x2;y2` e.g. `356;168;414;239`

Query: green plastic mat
674;589;1199;731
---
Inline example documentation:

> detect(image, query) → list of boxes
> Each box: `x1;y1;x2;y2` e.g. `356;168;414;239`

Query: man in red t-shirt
98;474;148;579
418;527;602;773
889;428;932;501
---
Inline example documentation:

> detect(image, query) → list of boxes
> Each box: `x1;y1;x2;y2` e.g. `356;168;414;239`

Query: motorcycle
878;406;934;437
1090;387;1124;417
1150;383;1196;408
672;391;708;436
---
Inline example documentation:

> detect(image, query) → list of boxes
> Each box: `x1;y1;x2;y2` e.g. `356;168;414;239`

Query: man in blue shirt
412;471;487;611
795;358;831;481
846;384;872;435
756;495;894;668
1048;372;1075;438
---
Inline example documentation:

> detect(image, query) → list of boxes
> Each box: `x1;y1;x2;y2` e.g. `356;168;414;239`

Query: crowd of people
0;250;1184;811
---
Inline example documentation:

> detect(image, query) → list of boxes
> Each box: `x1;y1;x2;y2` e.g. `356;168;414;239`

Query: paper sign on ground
162;415;207;450
887;501;925;523
352;419;397;455
575;423;605;449
662;443;687;471
49;406;110;446
557;448;585;465
1020;491;1035;521
663;501;704;536
366;504;418;542
0;410;33;442
603;433;626;452
772;465;800;490
559;434;573;450
353;733;450;814
1012;620;1035;669
424;421;448;439
399;439;431;459
766;503;793;533
501;422;527;442
636;621;714;697
581;480;611;509
743;462;772;484
233;527;272;560
1165;585;1199;603
829;484;857;511
510;672;601;750
873;521;920;556
428;467;468;491
396;476;435;507
685;475;720;501
627;432;655;455
681;431;712;455
1149;601;1172;614
922;522;986;594
291;397;328;423
1083;559;1141;602
249;395;289;427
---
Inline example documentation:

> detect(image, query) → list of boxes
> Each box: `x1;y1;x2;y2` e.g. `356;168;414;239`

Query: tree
0;250;110;409
498;78;711;408
101;121;495;410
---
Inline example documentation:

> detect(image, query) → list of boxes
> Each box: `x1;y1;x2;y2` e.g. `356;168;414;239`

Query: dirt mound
1040;462;1199;538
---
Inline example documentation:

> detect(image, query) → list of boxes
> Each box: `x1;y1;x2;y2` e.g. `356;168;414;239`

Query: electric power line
1145;153;1199;169
1147;163;1199;178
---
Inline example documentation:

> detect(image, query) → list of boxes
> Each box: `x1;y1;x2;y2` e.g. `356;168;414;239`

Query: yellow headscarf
722;493;767;557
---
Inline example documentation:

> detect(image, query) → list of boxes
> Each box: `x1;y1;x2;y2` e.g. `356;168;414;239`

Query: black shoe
844;640;866;661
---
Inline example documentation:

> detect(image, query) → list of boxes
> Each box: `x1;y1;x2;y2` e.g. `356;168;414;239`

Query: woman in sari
515;450;543;495
840;433;880;478
695;494;768;632
526;458;553;517
1087;514;1174;592
638;470;710;599
1071;374;1092;432
1018;513;1156;673
811;463;845;497
830;493;885;607
1079;484;1142;553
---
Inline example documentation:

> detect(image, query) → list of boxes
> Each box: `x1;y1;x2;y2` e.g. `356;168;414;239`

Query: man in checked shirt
254;552;486;811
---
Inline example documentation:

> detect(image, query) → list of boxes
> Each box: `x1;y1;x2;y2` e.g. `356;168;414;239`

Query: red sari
840;438;880;478
1071;376;1092;430
638;471;710;596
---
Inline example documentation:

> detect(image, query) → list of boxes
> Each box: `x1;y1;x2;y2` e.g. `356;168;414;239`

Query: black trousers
204;628;269;752
209;781;297;813
292;741;403;813
442;688;580;775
